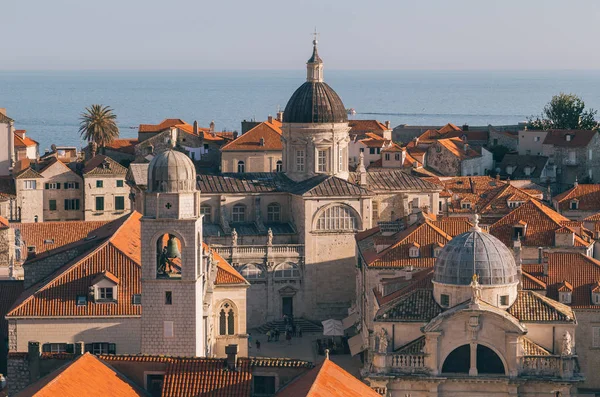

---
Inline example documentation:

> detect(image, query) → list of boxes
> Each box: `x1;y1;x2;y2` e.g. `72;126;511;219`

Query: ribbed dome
433;229;518;286
283;82;348;124
147;149;196;193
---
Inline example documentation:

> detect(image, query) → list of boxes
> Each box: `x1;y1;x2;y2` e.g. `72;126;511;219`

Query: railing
520;355;578;379
386;354;427;373
212;245;304;258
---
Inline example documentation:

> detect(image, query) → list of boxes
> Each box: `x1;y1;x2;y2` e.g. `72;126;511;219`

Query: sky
2;0;600;70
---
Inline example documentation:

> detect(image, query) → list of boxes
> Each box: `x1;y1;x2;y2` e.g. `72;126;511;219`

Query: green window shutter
108;343;116;354
64;199;68;210
76;199;80;210
44;183;49;189
115;196;125;210
65;344;74;353
64;182;68;189
56;183;60;189
42;344;51;353
75;182;80;189
117;180;124;187
96;197;104;211
49;200;56;211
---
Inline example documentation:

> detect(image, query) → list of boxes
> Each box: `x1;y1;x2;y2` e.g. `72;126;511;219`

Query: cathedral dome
147;149;196;193
433;222;518;286
283;82;348;124
282;39;348;124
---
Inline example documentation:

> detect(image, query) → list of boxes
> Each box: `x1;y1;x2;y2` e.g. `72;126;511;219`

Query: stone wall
41;160;84;221
489;129;517;151
83;174;131;221
426;142;461;176
571;310;600;391
221;151;282;173
7;353;30;395
16;177;44;223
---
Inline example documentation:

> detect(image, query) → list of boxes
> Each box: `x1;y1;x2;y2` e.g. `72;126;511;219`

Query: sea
2;69;600;152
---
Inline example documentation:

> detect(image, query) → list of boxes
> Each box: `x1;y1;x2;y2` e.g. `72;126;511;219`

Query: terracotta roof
507;290;575;322
8;213;142;318
489;199;588;247
554;184;600;212
543;129;597;147
584;212;600;222
498;154;549;179
522;337;551;356
434;137;481;160
14;132;38;148
438;123;461;133
205;243;248;285
0;112;13;123
348;120;388;137
138;118;188;133
359;135;390;148
104;139;138;155
12;220;109;260
522;252;600;308
221;121;282;152
15;166;44;179
162;357;252;397
83;155;128;176
247;357;314;368
430;219;473;236
16;353;146;397
0;216;8;229
375;289;442;322
275;357;380;397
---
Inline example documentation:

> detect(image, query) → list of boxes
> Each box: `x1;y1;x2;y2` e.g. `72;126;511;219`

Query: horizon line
2;68;600;73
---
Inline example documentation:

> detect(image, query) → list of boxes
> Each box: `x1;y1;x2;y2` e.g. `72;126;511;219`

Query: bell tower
140;148;205;356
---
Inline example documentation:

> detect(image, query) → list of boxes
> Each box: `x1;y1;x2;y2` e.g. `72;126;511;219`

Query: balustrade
385;354;426;373
520;356;578;379
212;244;304;258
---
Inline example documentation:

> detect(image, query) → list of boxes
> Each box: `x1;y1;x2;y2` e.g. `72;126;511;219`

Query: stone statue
378;328;388;353
231;228;238;246
267;228;273;246
470;274;482;302
562;331;573;356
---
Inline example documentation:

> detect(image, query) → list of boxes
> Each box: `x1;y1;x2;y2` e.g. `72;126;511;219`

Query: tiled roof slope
376;289;442;322
104;138;138;155
8;212;143;318
221;121;282;151
395;336;426;354
162;357;252;397
523;252;600;308
138;118;187;133
83;154;128;176
289;175;372;197
14;132;38;148
197;173;293;194
205;243;247;285
275;357;380;397
0;216;8;229
543;129;597;147
508;290;575;323
16;353;146;397
348;120;388;138
436;137;481;160
498;154;549;179
489;199;590;247
522;337;551;356
349;170;441;192
12;220;109;258
554;184;600;212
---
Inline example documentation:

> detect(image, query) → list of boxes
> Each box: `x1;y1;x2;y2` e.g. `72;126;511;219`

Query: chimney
28;341;41;383
542;254;549;276
15;130;25;139
233;131;239;140
74;341;85;355
268;115;273;124
463;143;469;153
0;108;6;116
358;153;367;186
225;344;238;370
538;247;543;264
462;124;469;131
259;137;265;147
385;120;391;129
413;137;419;146
276;111;284;122
193;120;199;135
574;177;579;188
210;121;215;132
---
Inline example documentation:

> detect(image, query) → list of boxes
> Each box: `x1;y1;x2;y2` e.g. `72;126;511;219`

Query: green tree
79;104;120;148
528;93;598;130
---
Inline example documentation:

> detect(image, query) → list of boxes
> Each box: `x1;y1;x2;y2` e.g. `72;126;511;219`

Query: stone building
489;127;518;151
13;130;38;162
0;108;15;176
518;129;547;156
553;182;600;220
496;154;553;184
220;118;283;173
82;155;130;221
427;137;493;176
542;129;600;189
360;218;582;396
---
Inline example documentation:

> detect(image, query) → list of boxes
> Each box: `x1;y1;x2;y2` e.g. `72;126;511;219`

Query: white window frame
409;246;420;258
200;205;212;223
232;204;246;223
267;203;281;222
315;205;358;231
98;287;114;300
237;161;245;173
559;291;572;304
276;160;283;173
273;262;301;279
296;150;305;172
461;202;471;210
23;180;36;190
240;264;265;280
317;149;328;173
338;149;344;172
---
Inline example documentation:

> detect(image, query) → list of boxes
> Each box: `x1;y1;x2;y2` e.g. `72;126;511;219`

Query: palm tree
79;104;119;149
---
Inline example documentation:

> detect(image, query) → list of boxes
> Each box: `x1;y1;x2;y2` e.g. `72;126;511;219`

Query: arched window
232;204;246;223
274;262;301;279
156;233;182;279
267;203;281;222
315;205;358;231
200;204;211;223
276;160;283;172
240;264;265;280
218;301;236;336
237;161;245;173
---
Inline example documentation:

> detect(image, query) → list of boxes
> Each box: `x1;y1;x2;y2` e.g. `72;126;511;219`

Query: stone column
469;342;478;376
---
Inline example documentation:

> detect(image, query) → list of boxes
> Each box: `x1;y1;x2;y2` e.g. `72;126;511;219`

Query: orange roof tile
437;123;461;134
104;138;138;155
202;243;247;285
435;137;481;160
554;184;600;212
16;353;146;397
276;357;380;397
489;200;586;247
348;120;388;138
138;118;188;133
0;216;8;229
14;132;38;148
523;252;600;308
543;129;597;147
8;213;142;318
221;121;282;151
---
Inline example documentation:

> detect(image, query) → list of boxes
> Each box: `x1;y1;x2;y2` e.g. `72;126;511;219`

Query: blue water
2;70;600;151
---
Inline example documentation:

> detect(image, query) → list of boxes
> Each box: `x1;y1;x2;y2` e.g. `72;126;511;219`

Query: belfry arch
441;344;506;375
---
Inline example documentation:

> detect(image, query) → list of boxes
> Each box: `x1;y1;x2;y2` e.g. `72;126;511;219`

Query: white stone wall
212;286;248;357
41;161;84;221
221;151;282;173
0;117;14;176
16;178;44;223
83;175;131;221
11;317;141;353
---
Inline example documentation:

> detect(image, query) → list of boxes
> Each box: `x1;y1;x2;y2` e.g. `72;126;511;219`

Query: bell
165;234;181;259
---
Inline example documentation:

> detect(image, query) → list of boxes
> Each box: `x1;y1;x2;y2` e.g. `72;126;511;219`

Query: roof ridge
305;359;328;396
527;290;574;320
521;271;547;289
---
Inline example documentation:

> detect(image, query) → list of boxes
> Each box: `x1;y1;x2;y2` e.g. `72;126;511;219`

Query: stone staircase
254;317;323;334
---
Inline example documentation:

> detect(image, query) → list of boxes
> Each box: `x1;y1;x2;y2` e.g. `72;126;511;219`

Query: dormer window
91;271;119;302
566;134;572;142
409;243;420;258
461;201;472;210
524;166;532;176
433;243;444;258
592;291;600;305
570;200;579;210
508;201;523;209
558;280;573;304
76;295;87;306
506;166;513;175
513;225;525;240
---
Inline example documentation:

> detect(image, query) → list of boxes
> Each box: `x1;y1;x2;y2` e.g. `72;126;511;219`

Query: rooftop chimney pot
225;344;238;370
